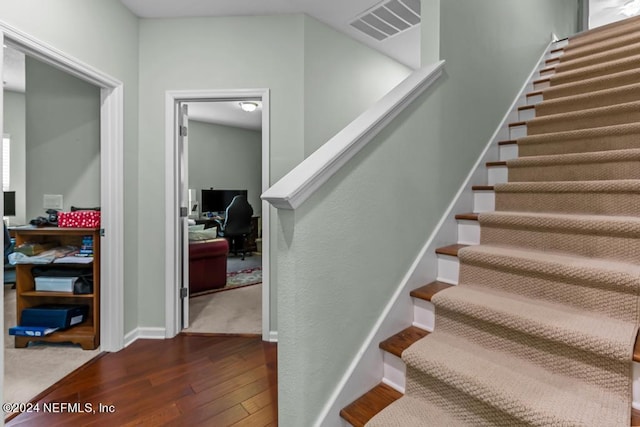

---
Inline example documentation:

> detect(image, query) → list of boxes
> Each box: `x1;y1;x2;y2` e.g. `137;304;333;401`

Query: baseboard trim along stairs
340;16;640;427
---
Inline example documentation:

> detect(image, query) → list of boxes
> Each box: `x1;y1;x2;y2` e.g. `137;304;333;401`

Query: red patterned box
58;211;101;228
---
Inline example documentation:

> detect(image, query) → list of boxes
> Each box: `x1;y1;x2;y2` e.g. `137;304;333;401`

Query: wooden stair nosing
455;212;479;221
508;121;527;128
527;90;544;98
340;382;402;427
518;105;535;112
540;65;557;74
498;139;517;146
379;326;430;358
472;185;495;191
410;281;455;302
550;47;565;54
534;77;551;85
486;160;507;167
435;244;469;257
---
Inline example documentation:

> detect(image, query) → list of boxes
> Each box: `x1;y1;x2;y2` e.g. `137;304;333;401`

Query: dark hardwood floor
6;334;277;426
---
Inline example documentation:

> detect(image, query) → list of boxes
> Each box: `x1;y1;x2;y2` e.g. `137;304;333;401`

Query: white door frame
0;21;125;352
164;89;272;341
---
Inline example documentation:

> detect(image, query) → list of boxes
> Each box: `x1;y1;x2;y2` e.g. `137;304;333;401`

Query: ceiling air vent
350;0;421;42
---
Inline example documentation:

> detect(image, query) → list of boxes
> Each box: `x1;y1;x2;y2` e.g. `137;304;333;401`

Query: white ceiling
119;0;421;69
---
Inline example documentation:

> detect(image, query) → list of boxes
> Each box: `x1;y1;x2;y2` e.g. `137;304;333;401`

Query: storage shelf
21;291;94;298
13;227;100;350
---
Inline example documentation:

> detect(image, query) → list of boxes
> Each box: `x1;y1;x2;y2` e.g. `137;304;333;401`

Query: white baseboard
267;330;278;342
124;327;167;347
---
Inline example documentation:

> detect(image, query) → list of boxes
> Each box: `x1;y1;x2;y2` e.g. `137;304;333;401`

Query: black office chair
219;195;253;260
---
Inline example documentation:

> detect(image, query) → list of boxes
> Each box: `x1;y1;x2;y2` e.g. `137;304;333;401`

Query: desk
196;216;259;253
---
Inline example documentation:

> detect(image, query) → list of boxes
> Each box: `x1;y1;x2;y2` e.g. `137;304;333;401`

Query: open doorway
164;89;271;341
0;24;124;408
184;101;263;335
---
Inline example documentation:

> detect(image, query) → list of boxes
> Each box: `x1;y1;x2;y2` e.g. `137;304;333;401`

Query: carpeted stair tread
563;30;640;60
568;16;640;49
554;41;640;74
431;285;634;361
562;30;640;61
534;82;640;117
495;180;640;194
478;211;640;262
506;148;640;182
399;331;629;427
526;100;640;135
549;53;640;86
494;180;640;215
517;122;640;157
366;394;463;427
479;211;640;236
542;67;640;100
458;244;640;322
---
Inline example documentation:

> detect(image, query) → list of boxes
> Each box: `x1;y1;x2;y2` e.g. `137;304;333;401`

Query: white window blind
2;136;10;191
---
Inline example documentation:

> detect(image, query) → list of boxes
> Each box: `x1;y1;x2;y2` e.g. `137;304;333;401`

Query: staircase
341;16;640;427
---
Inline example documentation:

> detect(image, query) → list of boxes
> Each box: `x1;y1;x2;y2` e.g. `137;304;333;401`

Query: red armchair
189;238;229;295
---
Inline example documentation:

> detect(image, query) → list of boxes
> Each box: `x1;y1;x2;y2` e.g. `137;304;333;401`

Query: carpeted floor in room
3;285;100;408
185;253;262;335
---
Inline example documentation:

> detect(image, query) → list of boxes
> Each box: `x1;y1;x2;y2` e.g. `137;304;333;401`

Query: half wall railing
261;60;445;209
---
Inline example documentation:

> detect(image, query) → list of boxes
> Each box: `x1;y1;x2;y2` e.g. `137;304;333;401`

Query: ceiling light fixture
239;101;258;112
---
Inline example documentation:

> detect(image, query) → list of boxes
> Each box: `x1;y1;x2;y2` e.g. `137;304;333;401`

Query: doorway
164;89;272;341
0;21;125;406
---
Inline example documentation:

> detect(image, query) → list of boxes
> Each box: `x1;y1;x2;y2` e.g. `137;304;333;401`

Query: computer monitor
4;191;15;216
201;189;247;214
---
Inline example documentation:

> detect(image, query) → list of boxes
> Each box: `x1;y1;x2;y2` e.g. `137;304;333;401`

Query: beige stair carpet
367;17;640;427
517;123;640;157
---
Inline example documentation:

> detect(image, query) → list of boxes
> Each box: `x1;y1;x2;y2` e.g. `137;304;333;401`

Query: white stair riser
534;80;551;91
527;93;544;106
436;254;459;285
413;298;435;332
547;49;564;60
473;191;495;213
458;220;480;245
500;143;519;161
554;39;569;49
488;166;508;185
382;352;406;393
510;124;527;139
539;68;555;78
518;108;536;122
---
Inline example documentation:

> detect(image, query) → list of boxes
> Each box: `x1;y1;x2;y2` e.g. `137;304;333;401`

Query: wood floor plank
6;335;277;427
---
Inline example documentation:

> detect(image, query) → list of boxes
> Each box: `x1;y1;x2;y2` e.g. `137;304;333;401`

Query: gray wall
138;15;305;330
303;15;411;156
137;14;410;331
25;57;100;221
188;120;262;215
1;0;140;334
277;1;579;425
3;90;26;225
